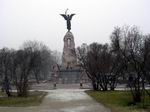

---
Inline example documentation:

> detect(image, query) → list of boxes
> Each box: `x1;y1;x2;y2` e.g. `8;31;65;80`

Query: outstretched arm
69;14;75;20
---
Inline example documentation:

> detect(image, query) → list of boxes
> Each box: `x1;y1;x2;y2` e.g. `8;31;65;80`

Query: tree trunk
133;92;141;103
92;81;99;90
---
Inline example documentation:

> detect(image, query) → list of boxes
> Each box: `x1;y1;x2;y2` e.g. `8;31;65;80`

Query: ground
86;90;150;112
0;89;110;112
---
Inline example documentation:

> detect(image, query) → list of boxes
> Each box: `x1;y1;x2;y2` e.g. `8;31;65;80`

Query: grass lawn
86;90;150;112
0;91;47;107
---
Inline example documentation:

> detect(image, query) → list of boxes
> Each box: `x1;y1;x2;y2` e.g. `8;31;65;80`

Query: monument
60;9;77;69
52;9;79;84
51;9;89;85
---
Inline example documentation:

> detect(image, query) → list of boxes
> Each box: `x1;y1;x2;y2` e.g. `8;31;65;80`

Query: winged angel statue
60;9;75;31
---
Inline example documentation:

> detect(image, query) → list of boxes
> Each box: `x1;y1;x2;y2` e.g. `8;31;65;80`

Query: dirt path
0;89;110;112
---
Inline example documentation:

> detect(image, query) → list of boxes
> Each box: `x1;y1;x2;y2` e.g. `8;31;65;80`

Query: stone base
58;66;81;84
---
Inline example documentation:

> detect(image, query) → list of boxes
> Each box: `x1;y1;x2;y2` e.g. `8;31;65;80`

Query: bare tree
21;40;55;82
0;48;13;97
77;43;117;91
12;49;34;96
110;26;150;103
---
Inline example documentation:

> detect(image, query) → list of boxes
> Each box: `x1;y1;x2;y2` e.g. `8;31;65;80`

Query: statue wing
60;14;67;20
69;14;75;20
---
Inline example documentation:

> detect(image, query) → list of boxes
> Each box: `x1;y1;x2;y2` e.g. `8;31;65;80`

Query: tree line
77;25;150;103
0;40;60;97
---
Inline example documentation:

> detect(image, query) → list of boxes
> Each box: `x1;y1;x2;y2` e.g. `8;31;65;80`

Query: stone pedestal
62;31;77;68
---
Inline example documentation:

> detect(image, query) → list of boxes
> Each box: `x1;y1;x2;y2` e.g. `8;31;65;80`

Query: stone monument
54;9;80;84
60;9;77;69
62;31;77;68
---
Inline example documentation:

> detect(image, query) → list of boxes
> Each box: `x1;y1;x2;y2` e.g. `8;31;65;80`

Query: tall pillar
62;31;77;68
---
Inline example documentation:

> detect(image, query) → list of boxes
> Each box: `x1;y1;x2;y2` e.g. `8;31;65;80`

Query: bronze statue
60;9;75;31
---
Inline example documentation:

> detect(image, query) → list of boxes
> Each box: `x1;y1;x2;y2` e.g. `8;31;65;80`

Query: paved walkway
0;89;110;112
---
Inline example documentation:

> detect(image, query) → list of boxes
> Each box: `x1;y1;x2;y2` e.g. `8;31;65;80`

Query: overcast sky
0;0;150;52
